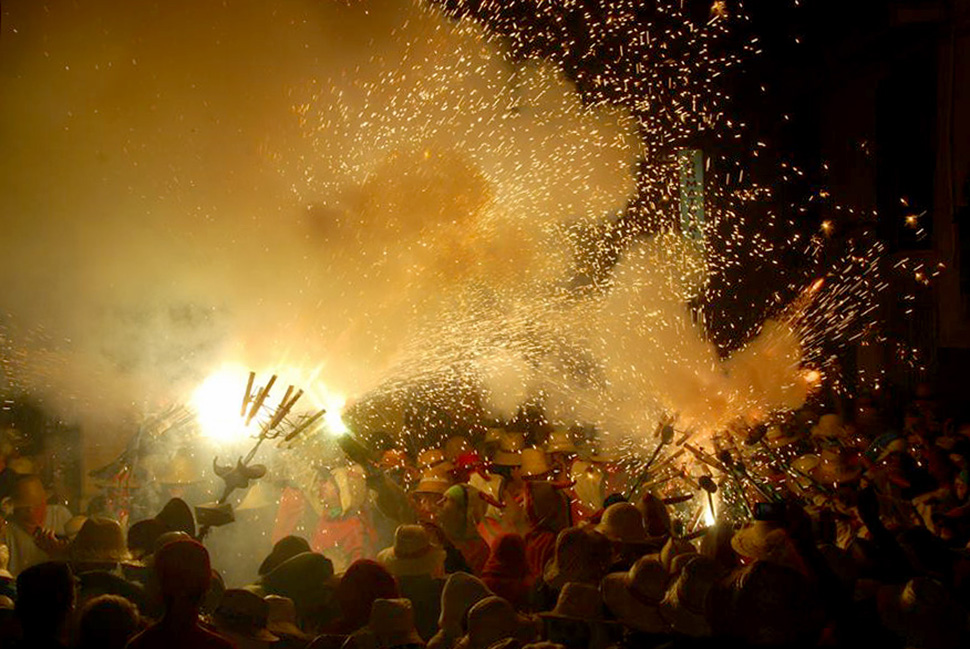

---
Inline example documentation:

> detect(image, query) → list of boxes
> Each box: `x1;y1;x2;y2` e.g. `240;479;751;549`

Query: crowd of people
1;386;970;648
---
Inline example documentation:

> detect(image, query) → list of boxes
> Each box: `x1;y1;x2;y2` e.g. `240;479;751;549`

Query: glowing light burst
191;365;253;442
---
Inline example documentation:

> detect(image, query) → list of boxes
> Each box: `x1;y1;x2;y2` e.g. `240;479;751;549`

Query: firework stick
683;444;729;473
241;371;256;417
246;374;277;425
283;408;326;442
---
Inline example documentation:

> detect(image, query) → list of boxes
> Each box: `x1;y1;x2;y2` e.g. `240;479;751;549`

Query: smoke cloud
0;0;806;441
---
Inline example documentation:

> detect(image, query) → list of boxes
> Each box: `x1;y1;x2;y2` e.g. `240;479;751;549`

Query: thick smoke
0;0;807;441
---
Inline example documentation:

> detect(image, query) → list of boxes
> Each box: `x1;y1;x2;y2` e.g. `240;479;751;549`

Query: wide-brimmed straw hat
70;517;131;564
810;414;846;440
545;429;578;454
265;595;309;640
601;555;670;634
540;582;621;647
637;494;672;539
543;527;613;589
730;520;784;560
418;448;452;472
596;502;650;545
658;555;718;637
493;433;526;467
214;589;279;643
660;537;697;573
412;466;453;495
377;525;446;577
765;425;800;448
463;595;537;649
0;543;12;580
237;481;275;512
813;448;861;484
367;598;424;647
520;448;551;479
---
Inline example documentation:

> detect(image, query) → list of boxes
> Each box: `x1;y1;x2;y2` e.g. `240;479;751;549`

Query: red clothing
126;621;235;649
272;487;307;545
482;534;533;611
523;528;557;578
311;514;371;565
452;535;490;575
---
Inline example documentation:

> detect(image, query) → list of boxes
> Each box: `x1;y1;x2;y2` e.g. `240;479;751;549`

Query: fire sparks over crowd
0;0;886;460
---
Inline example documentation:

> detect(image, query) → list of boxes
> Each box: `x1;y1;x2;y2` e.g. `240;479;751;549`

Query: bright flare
191;365;253;442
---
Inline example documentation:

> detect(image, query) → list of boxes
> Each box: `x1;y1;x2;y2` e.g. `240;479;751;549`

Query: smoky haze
0;0;808;441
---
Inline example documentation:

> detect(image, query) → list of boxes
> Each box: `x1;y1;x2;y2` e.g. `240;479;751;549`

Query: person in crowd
427;572;491;649
480;533;532;611
14;561;76;649
325;558;399;635
377;525;446;641
436;485;490;575
76;594;142;649
126;538;233;649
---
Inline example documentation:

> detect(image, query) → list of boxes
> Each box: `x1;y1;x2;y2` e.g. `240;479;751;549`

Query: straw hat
543;527;613;589
214;589;279;643
876;577;964;649
484;428;505;445
8;474;47;508
813;448;861;484
539;582;619;636
730;521;802;572
236;481;275;512
810;414;846;439
412;466;452;495
70;517;131;564
493;433;525;467
377;525;446;577
765;425;799;448
380;449;410;471
570;461;604;511
790;454;820;489
265;595;309;640
658;555;718;637
463;595;537;649
596;502;650;545
520;448;550;479
436;572;492;637
0;543;12;580
660;537;697;573
366;598;424;647
601;555;670;634
418;448;452;473
545;429;578;455
445;436;471;462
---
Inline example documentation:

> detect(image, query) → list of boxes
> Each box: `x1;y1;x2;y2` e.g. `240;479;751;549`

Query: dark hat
260;552;336;615
259;536;311;576
155;498;196;538
214;589;278;643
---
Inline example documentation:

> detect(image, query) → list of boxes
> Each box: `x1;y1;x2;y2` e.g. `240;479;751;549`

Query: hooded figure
523;482;571;578
437;485;490;575
427;572;492;649
326;558;400;635
481;534;532;611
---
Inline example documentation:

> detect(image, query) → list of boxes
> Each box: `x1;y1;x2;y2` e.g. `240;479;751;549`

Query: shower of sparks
0;0;898;497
